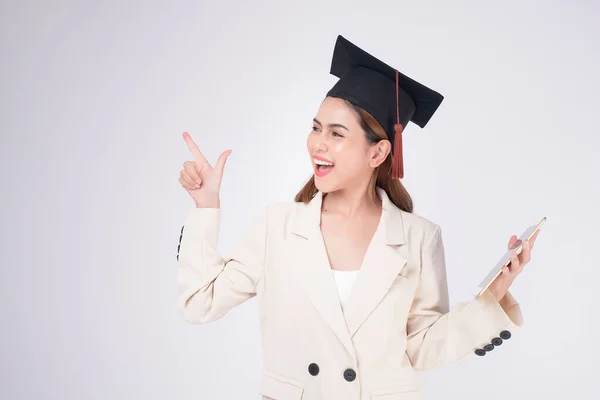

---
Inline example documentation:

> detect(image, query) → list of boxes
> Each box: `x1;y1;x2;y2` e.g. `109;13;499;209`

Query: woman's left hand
488;229;541;302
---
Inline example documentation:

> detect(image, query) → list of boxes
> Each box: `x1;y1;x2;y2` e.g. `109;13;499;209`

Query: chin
314;176;341;193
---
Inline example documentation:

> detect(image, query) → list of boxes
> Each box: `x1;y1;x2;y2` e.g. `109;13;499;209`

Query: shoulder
256;200;308;228
262;200;304;218
267;199;303;212
255;200;311;240
398;209;442;245
400;209;438;229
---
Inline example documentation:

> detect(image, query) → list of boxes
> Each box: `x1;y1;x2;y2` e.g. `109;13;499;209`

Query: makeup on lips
313;155;335;177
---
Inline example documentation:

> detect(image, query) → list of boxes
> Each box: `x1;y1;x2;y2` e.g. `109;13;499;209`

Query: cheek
306;132;316;151
332;144;368;176
331;143;367;170
330;141;352;157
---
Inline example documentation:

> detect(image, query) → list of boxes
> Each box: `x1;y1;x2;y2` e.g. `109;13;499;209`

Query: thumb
215;149;232;173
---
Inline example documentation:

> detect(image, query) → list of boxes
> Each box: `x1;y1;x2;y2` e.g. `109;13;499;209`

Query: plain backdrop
1;0;599;399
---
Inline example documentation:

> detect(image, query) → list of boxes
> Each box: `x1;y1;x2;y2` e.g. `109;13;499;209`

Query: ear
369;140;391;168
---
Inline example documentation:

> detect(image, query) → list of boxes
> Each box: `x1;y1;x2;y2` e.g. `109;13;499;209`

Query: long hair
294;98;414;213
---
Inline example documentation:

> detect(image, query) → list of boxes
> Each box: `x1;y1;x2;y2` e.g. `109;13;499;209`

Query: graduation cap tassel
392;69;404;179
392;123;404;179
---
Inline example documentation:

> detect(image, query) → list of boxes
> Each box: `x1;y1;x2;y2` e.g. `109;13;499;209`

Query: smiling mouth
314;162;334;177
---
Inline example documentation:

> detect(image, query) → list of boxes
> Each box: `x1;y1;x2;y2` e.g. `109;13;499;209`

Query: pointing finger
183;131;209;167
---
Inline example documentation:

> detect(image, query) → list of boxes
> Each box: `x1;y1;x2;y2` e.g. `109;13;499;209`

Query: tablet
475;217;546;297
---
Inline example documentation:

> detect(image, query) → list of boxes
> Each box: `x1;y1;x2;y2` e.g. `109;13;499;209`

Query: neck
322;179;380;218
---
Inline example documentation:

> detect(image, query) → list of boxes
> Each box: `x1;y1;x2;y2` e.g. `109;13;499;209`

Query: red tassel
392;123;404;179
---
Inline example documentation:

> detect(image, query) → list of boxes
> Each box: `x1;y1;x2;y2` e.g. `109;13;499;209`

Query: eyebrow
313;118;349;131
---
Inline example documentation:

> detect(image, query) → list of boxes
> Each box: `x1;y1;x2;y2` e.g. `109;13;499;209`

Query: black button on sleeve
474;348;486;356
177;226;185;261
483;344;495;352
343;368;356;382
500;330;512;340
308;363;319;376
492;337;503;346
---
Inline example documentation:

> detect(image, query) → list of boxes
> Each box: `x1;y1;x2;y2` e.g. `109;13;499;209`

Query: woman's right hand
180;131;232;208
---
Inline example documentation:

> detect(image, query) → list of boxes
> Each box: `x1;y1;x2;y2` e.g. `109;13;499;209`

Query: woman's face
307;96;383;193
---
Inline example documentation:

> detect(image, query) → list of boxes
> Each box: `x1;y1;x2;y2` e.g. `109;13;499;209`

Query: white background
1;0;599;399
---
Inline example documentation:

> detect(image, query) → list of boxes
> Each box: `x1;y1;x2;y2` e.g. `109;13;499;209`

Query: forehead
316;97;360;127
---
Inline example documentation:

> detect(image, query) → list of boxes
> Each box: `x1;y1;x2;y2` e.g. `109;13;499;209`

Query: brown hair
294;97;414;213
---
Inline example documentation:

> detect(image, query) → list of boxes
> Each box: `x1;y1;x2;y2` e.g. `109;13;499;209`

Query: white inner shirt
331;269;360;310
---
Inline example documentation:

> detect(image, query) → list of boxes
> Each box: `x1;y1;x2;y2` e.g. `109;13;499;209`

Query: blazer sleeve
176;206;268;324
405;224;524;370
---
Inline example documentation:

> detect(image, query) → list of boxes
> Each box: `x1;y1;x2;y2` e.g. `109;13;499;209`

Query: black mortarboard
326;35;444;179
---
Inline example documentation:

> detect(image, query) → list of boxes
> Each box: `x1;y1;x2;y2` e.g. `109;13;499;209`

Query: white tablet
475;217;546;297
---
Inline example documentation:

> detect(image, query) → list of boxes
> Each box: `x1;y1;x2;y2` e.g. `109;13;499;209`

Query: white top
331;269;360;310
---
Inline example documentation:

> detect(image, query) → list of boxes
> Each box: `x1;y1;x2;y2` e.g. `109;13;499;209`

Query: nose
314;137;328;152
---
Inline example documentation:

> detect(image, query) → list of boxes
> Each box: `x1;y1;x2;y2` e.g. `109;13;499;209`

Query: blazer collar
291;186;407;246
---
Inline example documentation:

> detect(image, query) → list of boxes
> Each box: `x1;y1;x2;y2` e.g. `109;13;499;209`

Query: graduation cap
326;35;444;179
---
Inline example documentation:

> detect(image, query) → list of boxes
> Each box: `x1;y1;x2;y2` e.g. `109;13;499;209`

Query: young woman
176;36;539;400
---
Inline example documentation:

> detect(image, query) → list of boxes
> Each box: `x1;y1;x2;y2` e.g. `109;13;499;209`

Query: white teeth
314;159;334;166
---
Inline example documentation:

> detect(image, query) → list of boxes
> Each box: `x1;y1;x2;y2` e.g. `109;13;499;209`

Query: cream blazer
176;187;523;400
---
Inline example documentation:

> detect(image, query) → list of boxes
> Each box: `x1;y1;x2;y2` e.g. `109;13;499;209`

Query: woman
176;36;539;400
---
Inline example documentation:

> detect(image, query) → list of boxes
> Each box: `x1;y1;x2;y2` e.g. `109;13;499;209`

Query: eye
332;132;344;138
311;126;319;131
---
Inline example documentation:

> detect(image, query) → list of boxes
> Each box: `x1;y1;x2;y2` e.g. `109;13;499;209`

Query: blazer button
500;330;512;340
492;337;503;346
474;349;486;356
343;368;356;382
483;344;495;352
308;363;319;376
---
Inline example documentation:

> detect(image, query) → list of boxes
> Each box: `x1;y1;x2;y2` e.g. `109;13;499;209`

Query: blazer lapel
289;188;409;355
343;188;409;338
290;191;356;359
